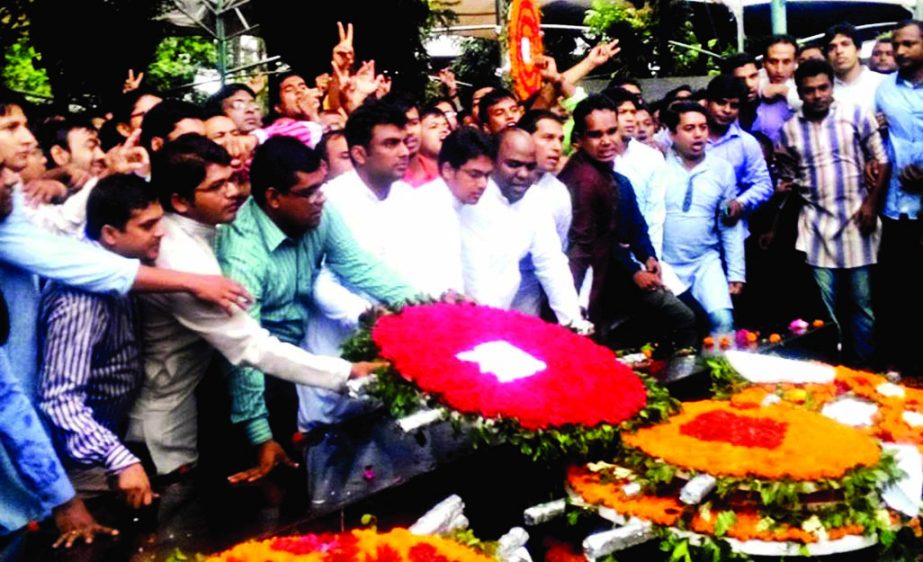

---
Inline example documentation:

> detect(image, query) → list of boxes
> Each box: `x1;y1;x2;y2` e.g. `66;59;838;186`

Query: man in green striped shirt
217;136;418;482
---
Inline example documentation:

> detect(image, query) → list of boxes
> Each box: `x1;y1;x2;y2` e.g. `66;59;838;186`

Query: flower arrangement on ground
342;302;677;460
710;358;923;454
206;527;496;562
567;399;910;558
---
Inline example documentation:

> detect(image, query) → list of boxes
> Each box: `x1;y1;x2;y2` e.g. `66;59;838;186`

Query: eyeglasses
228;99;260;111
286;187;324;202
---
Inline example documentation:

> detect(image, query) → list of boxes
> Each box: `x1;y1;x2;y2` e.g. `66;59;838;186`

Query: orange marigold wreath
622;400;881;480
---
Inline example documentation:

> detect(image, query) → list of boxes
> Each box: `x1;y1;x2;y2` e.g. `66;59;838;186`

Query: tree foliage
451;38;502;96
146;36;218;102
585;0;729;77
2;31;52;100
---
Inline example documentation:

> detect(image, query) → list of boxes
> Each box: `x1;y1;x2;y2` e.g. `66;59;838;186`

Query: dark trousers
604;277;699;356
877;217;923;376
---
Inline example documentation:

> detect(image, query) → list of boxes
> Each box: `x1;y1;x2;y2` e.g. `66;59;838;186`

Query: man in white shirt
605;88;667;208
127;134;377;479
824;23;886;112
514;111;572;317
415;126;497;292
414;126;496;293
517;110;571;248
301;100;443;431
464;128;589;331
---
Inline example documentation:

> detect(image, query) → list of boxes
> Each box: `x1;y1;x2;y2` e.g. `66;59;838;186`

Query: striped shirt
37;282;141;475
780;101;889;268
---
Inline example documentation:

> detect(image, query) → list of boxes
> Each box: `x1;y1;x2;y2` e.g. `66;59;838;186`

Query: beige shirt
127;213;350;474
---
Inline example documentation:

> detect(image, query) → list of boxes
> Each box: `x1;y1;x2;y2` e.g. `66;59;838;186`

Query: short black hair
343;99;408;150
205;83;257;118
98;118;126;152
798;42;824;56
140;99;203;152
706;74;747;102
85;173;158;240
606;76;642;92
0;86;27;118
420;104;448;122
663;84;694;102
379;92;420;116
722;53;759;74
269;71;303;116
764;34;798;57
151;134;231;212
823;23;861;52
38;115;97;162
795;59;835;88
893;19;923;35
602;87;640;109
477;88;517;125
517;109;563;133
438;126;495;169
316;129;346;164
249;136;323;206
661;101;708;132
112;87;162;124
572;94;617;139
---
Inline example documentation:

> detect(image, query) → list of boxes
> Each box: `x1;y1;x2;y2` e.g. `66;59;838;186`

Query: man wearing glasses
207;83;263;135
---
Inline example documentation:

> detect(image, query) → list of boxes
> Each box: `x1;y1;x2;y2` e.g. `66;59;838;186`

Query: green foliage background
145;36;219;104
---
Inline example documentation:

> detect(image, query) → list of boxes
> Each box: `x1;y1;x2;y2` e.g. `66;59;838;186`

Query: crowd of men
0;17;921;549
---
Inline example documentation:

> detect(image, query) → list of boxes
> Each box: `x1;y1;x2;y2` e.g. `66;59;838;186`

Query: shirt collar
168;212;217;245
708;121;743;146
835;65;869;87
667;148;711;176
574;149;617;176
894;72;923;88
248;199;290;252
796;99;839;120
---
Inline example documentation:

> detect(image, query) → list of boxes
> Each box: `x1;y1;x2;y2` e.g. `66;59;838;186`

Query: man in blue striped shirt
39;174;162;511
779;60;890;367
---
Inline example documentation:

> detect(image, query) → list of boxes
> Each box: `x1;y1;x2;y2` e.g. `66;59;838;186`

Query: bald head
493;128;537;203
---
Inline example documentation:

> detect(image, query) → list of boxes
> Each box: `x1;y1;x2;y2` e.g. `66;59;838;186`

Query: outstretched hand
187;274;253;316
228;440;299;485
52;497;119;549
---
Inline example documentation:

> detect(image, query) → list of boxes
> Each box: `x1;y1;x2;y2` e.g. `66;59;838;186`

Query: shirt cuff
105;444;141;476
37;474;76;515
116;258;142;296
244;417;273;446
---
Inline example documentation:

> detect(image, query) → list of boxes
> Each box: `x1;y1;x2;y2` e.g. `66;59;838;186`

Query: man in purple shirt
725;53;794;145
703;75;773;226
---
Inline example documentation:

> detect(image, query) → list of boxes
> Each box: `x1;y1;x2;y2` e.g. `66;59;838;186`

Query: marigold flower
622;401;881;480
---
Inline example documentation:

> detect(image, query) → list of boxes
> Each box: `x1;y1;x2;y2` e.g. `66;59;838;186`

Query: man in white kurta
463;129;587;330
655;104;745;335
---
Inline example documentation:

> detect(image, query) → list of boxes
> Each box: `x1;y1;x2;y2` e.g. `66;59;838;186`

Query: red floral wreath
371;304;647;430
